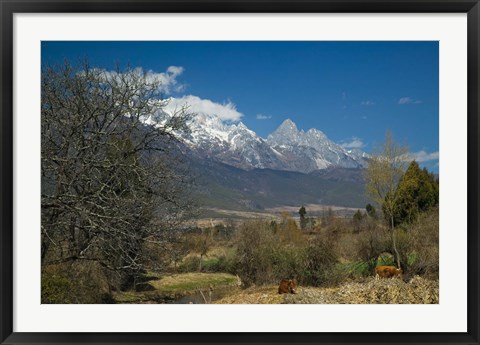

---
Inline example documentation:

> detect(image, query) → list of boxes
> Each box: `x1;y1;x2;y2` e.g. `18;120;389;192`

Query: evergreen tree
353;209;364;222
365;203;377;219
299;206;307;230
393;161;439;226
352;209;365;233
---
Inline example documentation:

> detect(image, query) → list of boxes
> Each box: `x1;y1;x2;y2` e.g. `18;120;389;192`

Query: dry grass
213;286;284;304
334;276;438;304
214;276;438;304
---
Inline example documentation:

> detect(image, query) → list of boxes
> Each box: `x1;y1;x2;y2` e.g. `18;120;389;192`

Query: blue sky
42;41;439;171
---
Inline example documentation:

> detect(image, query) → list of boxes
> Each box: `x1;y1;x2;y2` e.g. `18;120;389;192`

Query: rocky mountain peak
280;118;298;129
266;119;301;145
171;110;368;173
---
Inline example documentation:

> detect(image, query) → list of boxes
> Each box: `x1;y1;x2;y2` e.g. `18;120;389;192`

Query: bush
201;258;223;272
178;256;202;273
232;220;342;287
300;239;340;286
277;213;304;245
42;261;111;303
41;271;74;304
270;246;304;280
353;219;389;275
391;227;414;274
235;220;279;287
215;250;241;275
408;207;439;278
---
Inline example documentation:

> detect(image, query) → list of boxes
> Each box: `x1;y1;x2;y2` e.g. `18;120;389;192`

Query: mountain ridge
152;110;372;210
188;155;369;210
175;112;369;173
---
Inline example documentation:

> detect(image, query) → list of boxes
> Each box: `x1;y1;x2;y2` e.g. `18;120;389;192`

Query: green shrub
231;220;342;287
216;250;241;275
179;256;202;272
337;260;368;279
300;239;340;286
201;258;222;272
42;262;111;303
41;272;74;304
235;220;279;287
270;246;304;280
408;207;439;279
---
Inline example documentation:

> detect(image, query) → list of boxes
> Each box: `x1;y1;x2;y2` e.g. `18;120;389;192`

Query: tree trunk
41;237;50;263
391;215;401;269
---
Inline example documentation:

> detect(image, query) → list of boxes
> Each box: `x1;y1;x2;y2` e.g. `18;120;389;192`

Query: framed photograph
1;1;479;344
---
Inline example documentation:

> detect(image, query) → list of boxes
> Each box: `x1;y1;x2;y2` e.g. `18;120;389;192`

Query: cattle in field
375;266;403;279
278;279;297;294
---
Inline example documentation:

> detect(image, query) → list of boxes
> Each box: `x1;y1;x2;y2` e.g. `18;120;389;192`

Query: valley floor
195;203;360;227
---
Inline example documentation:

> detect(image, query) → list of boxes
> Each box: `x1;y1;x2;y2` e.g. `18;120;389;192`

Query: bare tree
41;61;195;286
364;130;409;269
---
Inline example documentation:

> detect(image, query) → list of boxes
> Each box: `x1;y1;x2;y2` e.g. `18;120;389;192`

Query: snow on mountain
174;111;368;173
267;119;368;171
179;112;286;170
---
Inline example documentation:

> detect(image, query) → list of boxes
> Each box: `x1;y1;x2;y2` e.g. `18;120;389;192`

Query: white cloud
398;97;412;104
165;95;243;122
410;150;439;162
164;66;186;92
361;100;375;106
256;114;272;120
95;66;185;95
398;97;422;105
340;137;365;149
166;66;184;76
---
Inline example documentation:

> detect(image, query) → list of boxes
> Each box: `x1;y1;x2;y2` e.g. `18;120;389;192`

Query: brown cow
375;265;403;279
278;279;297;294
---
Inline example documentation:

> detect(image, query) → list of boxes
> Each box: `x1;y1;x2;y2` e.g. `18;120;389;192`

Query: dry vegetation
41;206;439;304
215;276;438;304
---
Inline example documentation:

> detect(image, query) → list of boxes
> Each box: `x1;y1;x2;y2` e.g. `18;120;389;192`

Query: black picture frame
1;1;479;344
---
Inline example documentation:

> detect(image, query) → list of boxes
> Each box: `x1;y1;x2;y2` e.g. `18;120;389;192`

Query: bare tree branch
42;61;197;285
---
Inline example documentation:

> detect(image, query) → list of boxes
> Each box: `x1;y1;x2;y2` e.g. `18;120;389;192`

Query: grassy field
113;272;239;303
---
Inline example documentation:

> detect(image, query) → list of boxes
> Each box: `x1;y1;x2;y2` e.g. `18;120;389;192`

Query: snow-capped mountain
177;113;368;173
266;119;368;171
180;112;287;170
